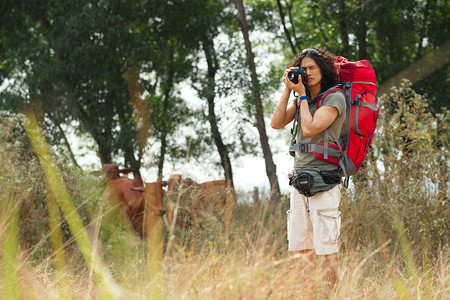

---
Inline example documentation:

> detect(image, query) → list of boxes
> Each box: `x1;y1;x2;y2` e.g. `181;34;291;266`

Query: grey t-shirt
291;91;346;172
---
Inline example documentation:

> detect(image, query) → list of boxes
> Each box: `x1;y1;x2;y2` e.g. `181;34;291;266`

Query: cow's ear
131;187;145;192
161;181;168;187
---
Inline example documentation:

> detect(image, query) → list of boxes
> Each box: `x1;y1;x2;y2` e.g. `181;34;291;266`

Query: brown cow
165;174;236;243
167;174;235;204
103;163;134;181
102;164;166;237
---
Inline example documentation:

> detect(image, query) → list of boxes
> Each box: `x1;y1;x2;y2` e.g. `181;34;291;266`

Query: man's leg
288;188;318;297
308;186;341;293
321;252;339;291
290;249;318;297
296;248;317;268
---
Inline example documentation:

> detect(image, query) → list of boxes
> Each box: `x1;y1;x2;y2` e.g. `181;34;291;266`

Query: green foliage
0;112;50;257
1;0;448;183
245;0;279;33
413;62;450;112
0;111;106;261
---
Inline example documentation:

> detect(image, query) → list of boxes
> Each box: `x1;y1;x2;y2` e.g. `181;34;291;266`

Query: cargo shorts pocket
317;210;341;244
286;210;291;241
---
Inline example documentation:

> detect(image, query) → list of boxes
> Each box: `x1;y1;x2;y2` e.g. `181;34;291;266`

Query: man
270;48;345;293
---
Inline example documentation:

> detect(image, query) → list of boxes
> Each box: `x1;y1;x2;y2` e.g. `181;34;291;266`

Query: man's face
300;57;322;89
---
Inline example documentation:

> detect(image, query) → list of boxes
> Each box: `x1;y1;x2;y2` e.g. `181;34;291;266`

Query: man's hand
283;67;306;96
270;70;299;129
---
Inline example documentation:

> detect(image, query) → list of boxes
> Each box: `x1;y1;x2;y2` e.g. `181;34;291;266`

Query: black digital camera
287;67;307;85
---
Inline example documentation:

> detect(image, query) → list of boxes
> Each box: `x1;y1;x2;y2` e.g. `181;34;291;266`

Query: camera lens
287;68;299;84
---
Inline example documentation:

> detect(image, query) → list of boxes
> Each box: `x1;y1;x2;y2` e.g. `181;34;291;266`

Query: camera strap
288;99;301;157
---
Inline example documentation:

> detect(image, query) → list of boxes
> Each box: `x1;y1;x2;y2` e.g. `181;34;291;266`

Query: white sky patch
61;121;102;171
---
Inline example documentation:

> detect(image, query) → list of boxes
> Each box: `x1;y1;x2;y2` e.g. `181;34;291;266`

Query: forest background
0;0;449;299
1;0;449;200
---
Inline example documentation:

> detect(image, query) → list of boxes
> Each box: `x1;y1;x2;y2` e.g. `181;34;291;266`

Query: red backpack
289;56;380;187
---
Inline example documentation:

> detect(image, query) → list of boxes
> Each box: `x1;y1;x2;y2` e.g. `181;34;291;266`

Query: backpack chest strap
289;125;343;156
289;142;343;157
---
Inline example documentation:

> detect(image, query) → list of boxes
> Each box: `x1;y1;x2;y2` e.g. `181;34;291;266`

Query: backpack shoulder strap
316;86;344;109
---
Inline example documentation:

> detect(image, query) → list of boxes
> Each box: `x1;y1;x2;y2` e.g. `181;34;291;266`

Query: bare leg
297;249;317;268
290;249;318;298
321;252;339;292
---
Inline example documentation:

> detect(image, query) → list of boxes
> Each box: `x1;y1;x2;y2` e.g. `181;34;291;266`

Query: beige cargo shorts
286;185;341;255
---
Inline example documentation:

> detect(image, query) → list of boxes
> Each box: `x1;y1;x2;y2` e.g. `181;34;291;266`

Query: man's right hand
283;67;307;97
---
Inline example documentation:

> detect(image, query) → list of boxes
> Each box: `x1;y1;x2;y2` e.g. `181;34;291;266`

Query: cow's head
167;174;182;193
132;181;168;216
167;174;197;195
103;164;135;181
103;164;120;181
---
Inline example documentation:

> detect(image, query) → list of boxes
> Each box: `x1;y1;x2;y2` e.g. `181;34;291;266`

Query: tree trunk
125;65;152;165
157;130;168;181
29;92;81;170
55;121;82;170
338;0;350;57
202;38;235;189
87;109;112;166
416;0;432;58
356;14;368;60
286;1;298;51
120;127;141;177
231;0;281;204
157;40;175;181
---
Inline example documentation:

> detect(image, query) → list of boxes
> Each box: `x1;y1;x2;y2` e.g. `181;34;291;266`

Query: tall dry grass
1;198;448;299
0;81;449;299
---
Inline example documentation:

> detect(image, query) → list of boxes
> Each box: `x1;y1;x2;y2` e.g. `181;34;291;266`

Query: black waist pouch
289;168;340;197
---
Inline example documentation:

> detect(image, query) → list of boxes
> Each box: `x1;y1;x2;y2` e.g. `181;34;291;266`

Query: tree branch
378;40;450;95
276;0;297;56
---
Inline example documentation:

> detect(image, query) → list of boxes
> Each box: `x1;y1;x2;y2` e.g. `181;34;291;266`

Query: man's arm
299;100;339;138
272;68;338;134
271;68;300;129
270;87;297;129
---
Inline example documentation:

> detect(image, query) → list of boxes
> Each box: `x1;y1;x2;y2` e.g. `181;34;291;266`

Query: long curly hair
288;48;338;93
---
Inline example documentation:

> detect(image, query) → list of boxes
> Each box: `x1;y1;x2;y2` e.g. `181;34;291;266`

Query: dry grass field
1;198;448;299
0;81;448;299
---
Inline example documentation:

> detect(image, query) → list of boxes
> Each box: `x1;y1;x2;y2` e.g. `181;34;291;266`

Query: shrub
340;79;449;260
0;111;104;261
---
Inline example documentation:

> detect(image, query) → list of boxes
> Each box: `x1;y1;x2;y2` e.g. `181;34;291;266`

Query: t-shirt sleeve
323;91;346;116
